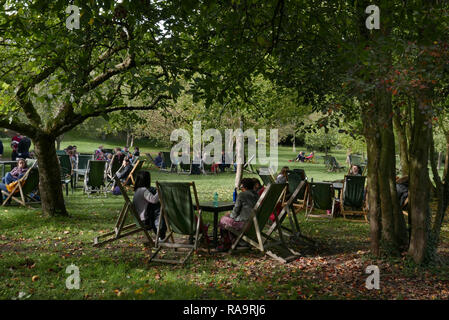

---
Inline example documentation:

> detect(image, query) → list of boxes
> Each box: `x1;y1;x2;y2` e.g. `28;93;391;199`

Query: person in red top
11;133;22;161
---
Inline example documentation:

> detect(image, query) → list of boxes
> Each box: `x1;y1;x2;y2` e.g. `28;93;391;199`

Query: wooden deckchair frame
243;154;256;173
149;181;204;265
123;160;145;188
305;182;336;219
340;175;368;222
227;184;300;263
1;161;40;208
274;181;313;242
93;176;154;247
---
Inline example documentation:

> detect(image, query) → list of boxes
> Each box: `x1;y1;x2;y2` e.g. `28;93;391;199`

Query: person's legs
4;173;17;185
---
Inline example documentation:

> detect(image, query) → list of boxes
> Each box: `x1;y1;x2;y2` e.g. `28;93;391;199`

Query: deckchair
284;171;308;214
74;154;93;189
202;162;215;175
58;154;73;195
56;150;66;156
2;163;40;208
84;160;107;197
93;176;154;247
161;152;175;172
179;161;191;174
348;154;366;175
305;182;336;219
328;156;345;172
123;159;145;188
243;154;256;173
149;181;205;265
304;153;315;163
323;155;332;170
228;183;300;263
257;167;275;186
340;175;367;221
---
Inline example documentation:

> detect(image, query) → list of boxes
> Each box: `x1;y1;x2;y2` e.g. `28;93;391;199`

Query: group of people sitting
94;145;140;164
152;150;237;174
291;151;314;162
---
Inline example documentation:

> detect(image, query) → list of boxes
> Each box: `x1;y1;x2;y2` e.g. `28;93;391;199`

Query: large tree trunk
34;134;68;216
408;101;432;264
365;134;381;256
378;93;408;253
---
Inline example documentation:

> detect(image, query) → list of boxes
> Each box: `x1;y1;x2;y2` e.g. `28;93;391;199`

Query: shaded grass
0;137;448;300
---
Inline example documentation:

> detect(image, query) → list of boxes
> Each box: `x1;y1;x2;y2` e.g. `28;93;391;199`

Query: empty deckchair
269;179;309;241
93;176;154;247
161;152;175;172
58;154;73;195
228;183;300;263
149;181;205;265
123;159;145;188
179;161;191;174
328;156;345;172
74;154;93;189
2;163;40;208
323;155;332;170
305;182;336;219
340;175;367;221
84;160;107;197
284;171;308;214
257;167;275;186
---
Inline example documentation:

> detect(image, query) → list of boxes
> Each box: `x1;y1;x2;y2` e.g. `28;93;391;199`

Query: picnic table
199;201;234;246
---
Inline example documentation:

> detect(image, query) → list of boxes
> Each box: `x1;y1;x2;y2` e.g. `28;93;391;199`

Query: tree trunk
393;113;409;176
365;134;381;256
34;134;68;216
437;151;442;171
378;94;408;253
55;134;64;151
292;130;296;153
408;103;432;264
234;117;244;189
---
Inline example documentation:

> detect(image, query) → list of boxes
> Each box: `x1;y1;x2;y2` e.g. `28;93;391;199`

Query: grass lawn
0;136;448;300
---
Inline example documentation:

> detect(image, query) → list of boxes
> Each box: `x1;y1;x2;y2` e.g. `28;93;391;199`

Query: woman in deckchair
349;165;361;176
304;151;314;161
217;178;259;252
2;158;28;184
133;171;166;241
275;166;289;184
110;157;134;191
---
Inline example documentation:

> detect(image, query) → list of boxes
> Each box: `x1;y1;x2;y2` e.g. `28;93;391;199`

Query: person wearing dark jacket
111;158;133;191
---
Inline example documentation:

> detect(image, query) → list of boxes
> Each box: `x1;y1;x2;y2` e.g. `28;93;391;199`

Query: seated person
349;165;362;176
95;145;103;158
154;152;163;168
253;178;265;197
304;151;315;161
111;158;133;190
133;147;140;157
295;151;305;162
275;166;289;184
133;171;166;240
396;176;409;209
2;159;28;185
217;178;259;251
